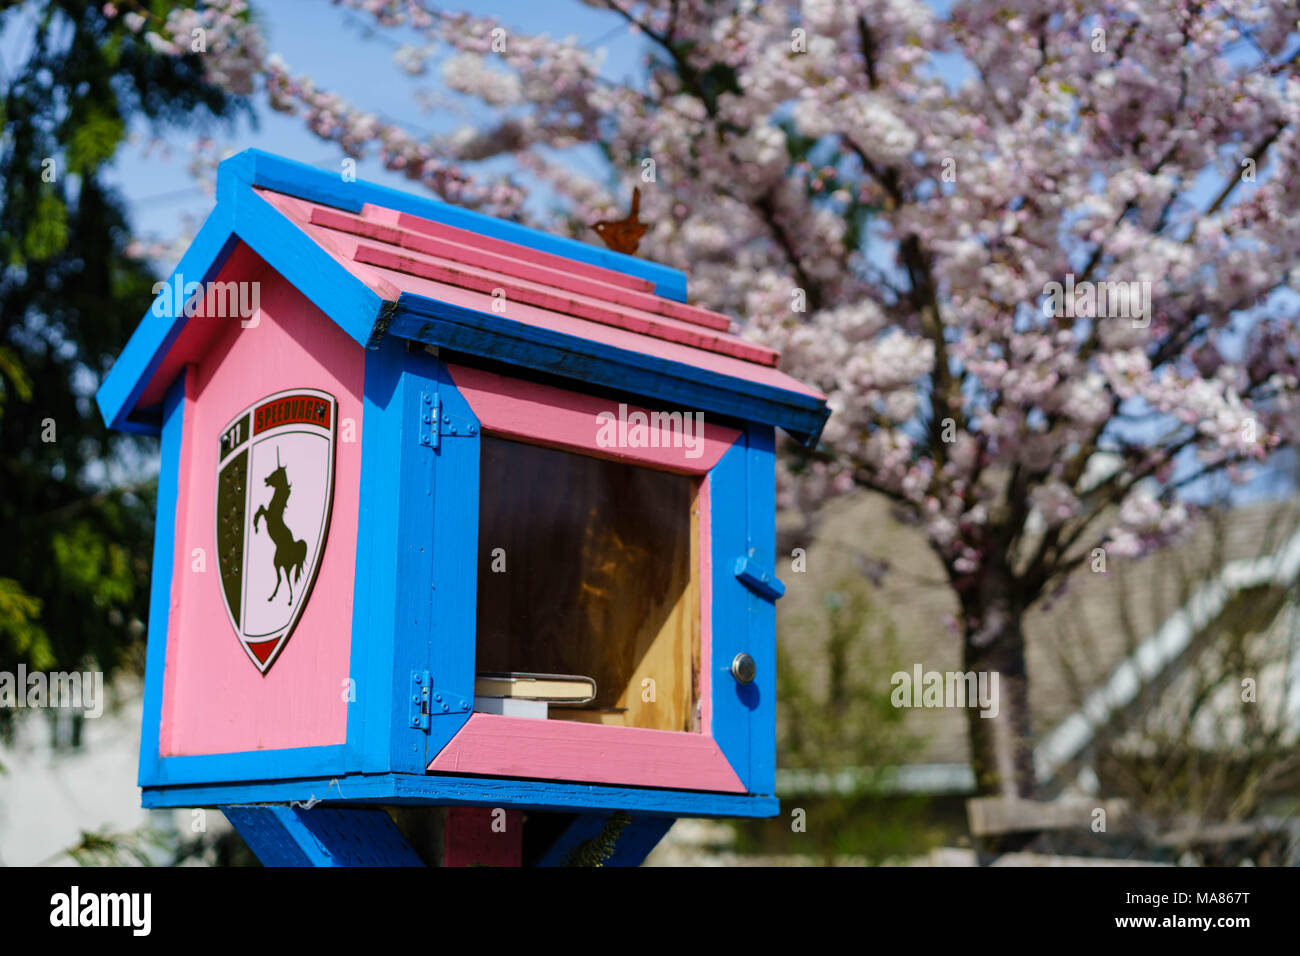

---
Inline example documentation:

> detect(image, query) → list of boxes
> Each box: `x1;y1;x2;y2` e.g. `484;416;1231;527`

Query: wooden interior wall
475;436;699;732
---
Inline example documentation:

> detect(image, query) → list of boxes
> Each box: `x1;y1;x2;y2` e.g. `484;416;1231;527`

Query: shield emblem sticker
216;388;337;674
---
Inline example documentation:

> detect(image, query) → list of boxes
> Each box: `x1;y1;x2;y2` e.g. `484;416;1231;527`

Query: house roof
96;149;828;443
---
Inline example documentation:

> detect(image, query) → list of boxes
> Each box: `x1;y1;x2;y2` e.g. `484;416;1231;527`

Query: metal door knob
730;653;756;684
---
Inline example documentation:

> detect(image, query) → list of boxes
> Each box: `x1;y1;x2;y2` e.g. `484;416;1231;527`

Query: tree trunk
961;574;1038;859
961;573;1035;801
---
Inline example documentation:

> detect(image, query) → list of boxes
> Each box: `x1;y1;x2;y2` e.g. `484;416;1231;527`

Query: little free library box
97;150;829;866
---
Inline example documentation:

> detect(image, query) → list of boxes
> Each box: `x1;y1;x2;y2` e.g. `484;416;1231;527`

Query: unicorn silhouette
253;448;308;604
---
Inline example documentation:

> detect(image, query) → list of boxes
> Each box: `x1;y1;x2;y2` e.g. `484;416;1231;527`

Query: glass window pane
475;436;700;732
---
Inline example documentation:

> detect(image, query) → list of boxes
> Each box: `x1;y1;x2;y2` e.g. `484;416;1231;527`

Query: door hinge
409;670;431;730
409;670;469;730
418;390;477;450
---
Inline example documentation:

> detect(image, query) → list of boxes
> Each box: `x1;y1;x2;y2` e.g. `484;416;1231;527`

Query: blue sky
3;0;1294;501
23;0;654;244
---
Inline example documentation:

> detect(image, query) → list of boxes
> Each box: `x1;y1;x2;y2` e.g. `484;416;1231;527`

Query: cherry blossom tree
126;0;1300;801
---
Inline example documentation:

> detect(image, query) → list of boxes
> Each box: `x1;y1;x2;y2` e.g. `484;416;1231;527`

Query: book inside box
475;435;701;733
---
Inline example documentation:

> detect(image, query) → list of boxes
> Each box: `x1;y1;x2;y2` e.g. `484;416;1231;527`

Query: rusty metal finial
590;186;648;256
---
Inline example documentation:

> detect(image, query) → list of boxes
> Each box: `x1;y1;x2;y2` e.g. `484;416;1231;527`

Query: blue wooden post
536;814;676;867
222;805;424;867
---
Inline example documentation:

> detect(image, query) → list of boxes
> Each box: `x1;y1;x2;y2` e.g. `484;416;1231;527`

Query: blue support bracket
734;549;785;602
536;813;675;867
222;804;673;867
222;805;424;866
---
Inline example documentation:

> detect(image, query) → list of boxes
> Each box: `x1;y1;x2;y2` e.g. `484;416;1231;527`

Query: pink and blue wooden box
97;150;828;863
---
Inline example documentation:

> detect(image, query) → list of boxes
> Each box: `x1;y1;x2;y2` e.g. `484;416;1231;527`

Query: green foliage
64;104;127;177
0;1;247;694
58;825;173;866
51;520;137;609
42;820;257;866
736;573;933;863
22;189;70;260
0;578;53;671
0;346;34;412
562;811;632;866
777;577;916;773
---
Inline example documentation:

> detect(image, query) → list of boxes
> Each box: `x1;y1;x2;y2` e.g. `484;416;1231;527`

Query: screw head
730;652;756;684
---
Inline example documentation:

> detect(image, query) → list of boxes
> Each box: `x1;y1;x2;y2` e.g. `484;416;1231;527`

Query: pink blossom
139;0;1300;585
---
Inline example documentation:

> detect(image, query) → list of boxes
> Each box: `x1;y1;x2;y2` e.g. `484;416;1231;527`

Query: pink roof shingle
254;188;810;387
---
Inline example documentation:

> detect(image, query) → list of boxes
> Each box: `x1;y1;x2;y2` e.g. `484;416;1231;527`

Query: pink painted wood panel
374;206;735;333
428;715;747;793
312;204;733;333
134;243;267;410
353;242;777;365
370;203;656;294
359;256;825;399
158;364;199;748
384;204;736;332
448;362;722;755
158;264;362;756
249;189;402;302
254;189;810;379
446;362;741;475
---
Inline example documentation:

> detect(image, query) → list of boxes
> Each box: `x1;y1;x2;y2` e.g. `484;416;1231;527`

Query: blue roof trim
95;207;240;435
137;370;187;786
389;292;830;446
95;180;390;435
217;149;689;302
228;183;388;348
